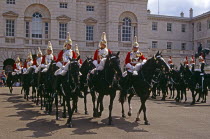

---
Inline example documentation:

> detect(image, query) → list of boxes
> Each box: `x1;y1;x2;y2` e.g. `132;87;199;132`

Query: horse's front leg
90;89;97;117
108;90;116;125
119;90;127;118
128;92;134;116
84;86;89;115
66;97;72;128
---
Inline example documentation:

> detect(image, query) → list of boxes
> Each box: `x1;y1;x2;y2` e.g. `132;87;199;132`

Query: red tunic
56;49;77;63
33;59;37;66
13;64;17;70
79;59;83;64
41;55;56;64
125;51;146;65
93;49;112;61
23;62;27;68
168;59;173;64
56;50;64;62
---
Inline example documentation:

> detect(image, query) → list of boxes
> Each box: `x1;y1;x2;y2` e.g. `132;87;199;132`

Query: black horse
88;52;122;125
54;56;81;127
119;51;170;125
6;72;14;93
22;67;35;100
79;57;95;115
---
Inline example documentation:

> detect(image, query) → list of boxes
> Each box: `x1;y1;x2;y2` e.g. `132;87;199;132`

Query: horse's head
106;52;122;78
151;51;171;73
48;60;58;74
68;56;81;83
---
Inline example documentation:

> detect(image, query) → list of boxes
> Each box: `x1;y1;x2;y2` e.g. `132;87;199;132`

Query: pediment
56;15;71;22
2;11;19;17
83;17;97;24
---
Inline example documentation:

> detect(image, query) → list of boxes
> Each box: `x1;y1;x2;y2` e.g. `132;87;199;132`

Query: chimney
147;9;151;14
190;8;193;18
180;12;184;17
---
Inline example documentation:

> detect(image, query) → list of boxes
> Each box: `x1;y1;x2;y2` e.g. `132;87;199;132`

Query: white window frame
207;20;210;29
32;12;43;38
6;0;15;4
60;2;68;8
152;22;158;31
181;43;186;50
86;5;94;11
167;42;172;49
181;24;186;32
25;21;30;38
86;25;94;41
6;19;15;37
152;41;158;48
197;22;202;32
59;23;67;39
122;17;132;42
167;23;172;32
45;22;49;39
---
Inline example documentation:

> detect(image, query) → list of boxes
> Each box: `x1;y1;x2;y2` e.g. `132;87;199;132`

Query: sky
148;0;210;17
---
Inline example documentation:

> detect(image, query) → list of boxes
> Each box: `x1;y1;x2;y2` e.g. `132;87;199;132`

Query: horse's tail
119;89;127;103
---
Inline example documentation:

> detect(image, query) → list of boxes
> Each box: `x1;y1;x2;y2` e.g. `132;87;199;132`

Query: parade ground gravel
0;87;210;139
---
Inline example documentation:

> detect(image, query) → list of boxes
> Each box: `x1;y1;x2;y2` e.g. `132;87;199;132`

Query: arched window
122;17;132;41
32;12;42;38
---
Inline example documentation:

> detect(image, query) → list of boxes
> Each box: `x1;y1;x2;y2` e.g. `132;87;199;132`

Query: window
86;6;94;11
86;25;94;41
32;12;42;38
181;43;186;50
59;23;67;39
118;25;121;41
182;24;186;32
152;41;158;48
207;40;210;48
45;22;49;39
167;23;172;31
7;0;15;4
208;20;210;29
60;2;68;8
197;22;201;32
6;20;15;37
25;22;30;38
152;22;158;31
122;18;132;41
167;42;172;49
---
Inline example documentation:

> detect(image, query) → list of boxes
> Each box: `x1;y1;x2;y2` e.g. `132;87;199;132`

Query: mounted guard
41;41;56;73
34;47;43;73
23;52;33;74
90;32;112;75
55;32;77;76
199;53;205;72
168;56;174;69
12;56;22;75
124;36;146;76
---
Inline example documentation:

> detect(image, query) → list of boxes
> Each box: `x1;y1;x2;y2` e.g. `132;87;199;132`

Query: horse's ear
117;51;120;56
76;55;80;61
155;51;160;57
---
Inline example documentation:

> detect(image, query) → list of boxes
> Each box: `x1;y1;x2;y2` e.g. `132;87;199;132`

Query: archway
3;58;15;73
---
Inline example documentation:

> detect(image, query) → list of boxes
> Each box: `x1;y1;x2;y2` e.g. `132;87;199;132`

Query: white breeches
41;64;50;73
23;67;33;74
91;58;107;74
14;69;22;75
54;62;70;76
35;65;42;73
124;60;146;76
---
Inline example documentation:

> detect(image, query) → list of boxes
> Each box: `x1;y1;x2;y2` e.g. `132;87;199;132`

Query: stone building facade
0;0;210;71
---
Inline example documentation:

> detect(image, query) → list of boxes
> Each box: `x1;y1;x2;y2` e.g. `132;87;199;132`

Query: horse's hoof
145;121;150;125
128;112;132;117
191;102;195;105
56;117;59;120
62;114;67;118
93;112;97;117
136;118;140;121
67;123;72;128
85;111;89;115
196;100;200;102
122;114;126;118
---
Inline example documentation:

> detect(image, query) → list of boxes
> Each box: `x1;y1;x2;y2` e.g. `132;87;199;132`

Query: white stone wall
0;0;210;70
